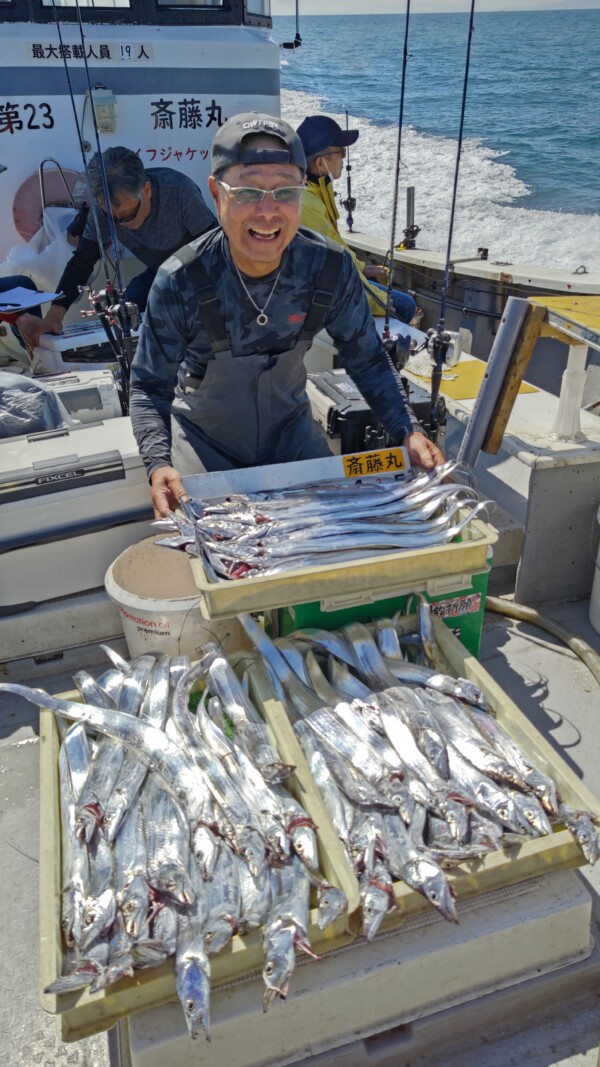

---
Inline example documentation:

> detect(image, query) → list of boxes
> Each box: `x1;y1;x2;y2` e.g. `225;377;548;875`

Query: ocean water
274;9;600;272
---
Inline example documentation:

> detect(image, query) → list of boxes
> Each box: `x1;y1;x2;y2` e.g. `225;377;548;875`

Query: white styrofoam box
33;320;139;373
0;417;152;612
36;369;123;424
126;870;592;1067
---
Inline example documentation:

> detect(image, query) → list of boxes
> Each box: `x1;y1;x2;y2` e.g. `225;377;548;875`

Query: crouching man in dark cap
297;115;417;324
129;113;443;518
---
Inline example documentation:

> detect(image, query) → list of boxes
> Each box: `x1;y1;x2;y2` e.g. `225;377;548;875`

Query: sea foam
283;89;600;274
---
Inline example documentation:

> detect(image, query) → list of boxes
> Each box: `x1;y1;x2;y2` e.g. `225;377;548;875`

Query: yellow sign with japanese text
342;448;407;478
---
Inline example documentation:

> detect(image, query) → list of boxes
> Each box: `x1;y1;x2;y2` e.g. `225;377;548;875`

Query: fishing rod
280;0;302;49
73;0;139;399
381;0;412;345
424;0;477;443
50;0;113;294
50;0;139;407
341;110;356;232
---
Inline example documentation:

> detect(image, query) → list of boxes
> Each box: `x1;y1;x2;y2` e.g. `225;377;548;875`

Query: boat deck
1;596;599;1067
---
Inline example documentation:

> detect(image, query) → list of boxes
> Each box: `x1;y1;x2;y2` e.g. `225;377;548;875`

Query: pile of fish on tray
0;648;348;1040
237;606;599;940
153;461;488;580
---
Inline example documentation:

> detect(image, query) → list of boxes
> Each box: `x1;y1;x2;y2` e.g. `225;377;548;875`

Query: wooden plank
482;302;548;454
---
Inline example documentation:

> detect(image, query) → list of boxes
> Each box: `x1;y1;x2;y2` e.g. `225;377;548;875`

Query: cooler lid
0;417;144;504
307;370;372;412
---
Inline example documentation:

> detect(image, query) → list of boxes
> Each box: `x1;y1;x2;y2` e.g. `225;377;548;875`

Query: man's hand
363;264;389;284
17;307;64;350
150;465;188;519
403;431;444;470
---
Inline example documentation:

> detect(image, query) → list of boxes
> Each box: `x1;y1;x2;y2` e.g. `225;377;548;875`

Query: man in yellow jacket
296;115;417;324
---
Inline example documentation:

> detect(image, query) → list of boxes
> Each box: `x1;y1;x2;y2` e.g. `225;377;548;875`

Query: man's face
105;180;152;230
318;146;346;181
208;162;304;277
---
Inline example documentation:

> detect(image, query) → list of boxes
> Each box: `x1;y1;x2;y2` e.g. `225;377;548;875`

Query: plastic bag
0;371;79;439
0;206;78;294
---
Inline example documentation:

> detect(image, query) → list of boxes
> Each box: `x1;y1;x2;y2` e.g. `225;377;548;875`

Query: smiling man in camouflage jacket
129;113;443;518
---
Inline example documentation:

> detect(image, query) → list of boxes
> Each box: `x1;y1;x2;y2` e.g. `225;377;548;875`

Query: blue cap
296;116;359;160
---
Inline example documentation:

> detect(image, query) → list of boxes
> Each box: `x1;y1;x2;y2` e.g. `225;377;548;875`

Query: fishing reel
81;286;141;332
382;330;412;373
412;327;461;369
341;193;357;215
396;223;421;251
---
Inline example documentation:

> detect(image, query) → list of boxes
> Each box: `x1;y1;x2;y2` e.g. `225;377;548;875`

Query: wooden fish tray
182;451;498;621
38;618;599;1041
237;617;600;938
38;688;357;1043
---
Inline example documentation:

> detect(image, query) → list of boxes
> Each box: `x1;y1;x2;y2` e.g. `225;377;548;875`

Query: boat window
155;0;223;5
40;0;131;6
245;0;270;13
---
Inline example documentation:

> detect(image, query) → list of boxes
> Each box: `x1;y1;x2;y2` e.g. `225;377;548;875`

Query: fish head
76;804;101;843
132;940;169;968
261;761;296;785
568;813;600;865
442;798;471;844
534;778;560;816
176;957;211;1040
266;823;291;862
102;801;128;845
153;861;196;908
192;826;220;881
414;859;458;923
289;827;319;870
361;885;390;941
204;918;235;956
262;925;296;1011
79;888;117;950
120;875;151;939
239;828;266;877
316;884;348;931
514;796;552;837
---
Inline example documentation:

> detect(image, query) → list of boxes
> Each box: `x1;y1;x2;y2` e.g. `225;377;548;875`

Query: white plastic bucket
105;536;245;659
590;505;600;636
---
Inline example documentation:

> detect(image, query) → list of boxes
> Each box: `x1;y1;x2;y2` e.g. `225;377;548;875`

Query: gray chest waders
171;245;340;470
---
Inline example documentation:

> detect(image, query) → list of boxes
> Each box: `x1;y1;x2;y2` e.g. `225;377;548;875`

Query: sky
272;0;600;13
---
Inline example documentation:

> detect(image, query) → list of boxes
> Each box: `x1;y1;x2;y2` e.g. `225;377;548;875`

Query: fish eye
429;890;438;902
498;808;508;820
264;962;274;976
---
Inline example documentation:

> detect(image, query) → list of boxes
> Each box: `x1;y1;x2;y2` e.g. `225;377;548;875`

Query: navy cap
296;116;359;159
211;113;306;174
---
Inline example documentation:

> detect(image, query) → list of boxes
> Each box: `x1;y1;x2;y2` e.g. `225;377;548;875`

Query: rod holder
549;344;588;441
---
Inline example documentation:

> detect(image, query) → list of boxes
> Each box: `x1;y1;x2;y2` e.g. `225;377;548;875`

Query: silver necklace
233;262;281;326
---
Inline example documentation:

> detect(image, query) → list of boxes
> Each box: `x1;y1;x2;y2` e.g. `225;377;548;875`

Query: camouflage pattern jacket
129;226;418;477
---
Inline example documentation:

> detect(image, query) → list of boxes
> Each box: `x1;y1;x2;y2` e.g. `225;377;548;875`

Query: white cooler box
36;369;123;424
33;320;139;373
0;417;152;617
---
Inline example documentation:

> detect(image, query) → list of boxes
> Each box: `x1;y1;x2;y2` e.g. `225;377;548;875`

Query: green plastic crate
276;565;490;657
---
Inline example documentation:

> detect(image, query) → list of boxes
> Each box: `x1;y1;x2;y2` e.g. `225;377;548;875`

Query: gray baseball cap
211;113;307;175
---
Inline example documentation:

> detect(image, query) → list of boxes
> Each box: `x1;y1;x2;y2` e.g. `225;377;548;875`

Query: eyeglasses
216;180;305;205
109;195;142;224
322;148;347;159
